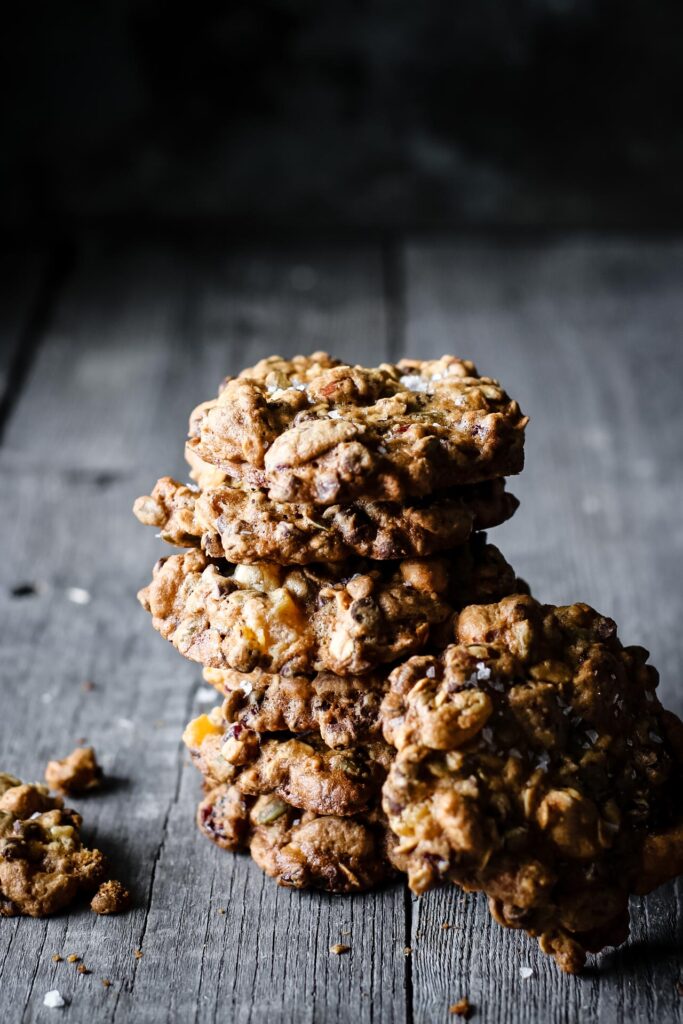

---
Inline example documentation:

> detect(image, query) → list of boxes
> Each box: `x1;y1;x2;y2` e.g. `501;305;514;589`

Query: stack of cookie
135;352;683;972
135;353;527;890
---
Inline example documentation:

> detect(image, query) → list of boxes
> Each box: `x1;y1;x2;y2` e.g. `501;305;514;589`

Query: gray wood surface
0;236;681;1023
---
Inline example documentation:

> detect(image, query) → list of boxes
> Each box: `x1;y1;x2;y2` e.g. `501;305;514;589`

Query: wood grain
0;236;681;1023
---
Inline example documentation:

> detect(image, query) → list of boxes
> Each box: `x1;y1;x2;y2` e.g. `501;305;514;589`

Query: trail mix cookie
134;475;519;564
186;353;527;505
204;665;386;748
138;537;522;676
198;783;394;892
183;711;392;817
381;595;683;973
0;774;122;917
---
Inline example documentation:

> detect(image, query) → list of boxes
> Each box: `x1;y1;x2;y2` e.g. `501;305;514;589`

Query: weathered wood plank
402;238;683;1024
0;249;49;421
0;240;407;1024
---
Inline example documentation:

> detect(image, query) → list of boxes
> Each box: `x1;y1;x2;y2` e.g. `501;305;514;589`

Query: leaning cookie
203;665;386;748
183;711;392;818
138;537;523;677
134;475;519;564
381;594;683;974
187;352;527;505
198;783;395;893
0;774;128;917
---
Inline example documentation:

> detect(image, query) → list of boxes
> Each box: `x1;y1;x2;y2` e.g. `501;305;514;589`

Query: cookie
183;711;392;817
138;537;523;676
134;475;519;564
198;783;394;893
381;594;683;973
0;774;119;917
203;665;386;748
186;353;527;505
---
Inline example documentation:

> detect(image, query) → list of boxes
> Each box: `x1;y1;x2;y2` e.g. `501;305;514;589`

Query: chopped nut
77;964;90;975
449;998;472;1018
329;944;350;955
52;954;63;963
66;954;80;964
134;949;143;959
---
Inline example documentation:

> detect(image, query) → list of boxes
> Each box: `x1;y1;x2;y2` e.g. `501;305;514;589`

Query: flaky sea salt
66;587;91;605
476;661;491;681
519;966;533;980
196;687;216;704
240;680;253;696
426;666;436;678
328;409;341;419
399;374;431;394
43;990;66;1008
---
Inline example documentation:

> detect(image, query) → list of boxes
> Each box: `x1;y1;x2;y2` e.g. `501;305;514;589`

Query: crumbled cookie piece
381;594;683;973
0;777;110;917
185;708;391;818
449;998;472;1017
45;747;102;794
134;474;519;564
138;537;523;676
91;879;131;915
204;665;386;748
330;944;350;955
186;353;527;505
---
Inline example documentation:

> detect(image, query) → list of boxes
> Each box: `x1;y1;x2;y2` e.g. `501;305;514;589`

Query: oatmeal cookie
138;537;522;676
186;353;527;505
198;783;394;892
204;665;386;748
183;711;391;817
134;475;519;564
0;774;120;917
381;595;683;973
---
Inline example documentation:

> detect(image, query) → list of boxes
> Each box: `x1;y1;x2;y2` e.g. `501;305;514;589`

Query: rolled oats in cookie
381;594;683;973
184;708;391;817
0;775;125;917
198;782;395;893
134;474;519;564
137;537;523;676
186;352;527;505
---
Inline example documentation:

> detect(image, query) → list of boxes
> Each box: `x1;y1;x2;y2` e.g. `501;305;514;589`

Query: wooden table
1;236;681;1023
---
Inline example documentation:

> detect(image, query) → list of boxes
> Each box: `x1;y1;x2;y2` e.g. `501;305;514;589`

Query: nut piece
45;747;102;794
91;879;131;915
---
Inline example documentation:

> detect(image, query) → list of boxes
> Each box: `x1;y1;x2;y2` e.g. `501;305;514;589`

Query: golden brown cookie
187;353;527;505
138;537;523;676
134;475;518;564
381;595;683;973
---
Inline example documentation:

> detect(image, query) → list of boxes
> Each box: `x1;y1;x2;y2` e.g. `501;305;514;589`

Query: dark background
4;0;683;236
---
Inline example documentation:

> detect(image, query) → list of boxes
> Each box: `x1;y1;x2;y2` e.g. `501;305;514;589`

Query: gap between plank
0;244;75;446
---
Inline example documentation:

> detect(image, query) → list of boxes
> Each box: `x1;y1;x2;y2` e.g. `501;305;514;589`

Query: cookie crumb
45;746;102;794
52;954;63;963
519;966;533;980
442;922;451;930
449;998;472;1018
77;964;90;975
134;949;144;959
329;944;350;955
43;990;66;1009
82;680;96;693
404;946;412;955
66;954;80;964
217;907;226;914
91;880;131;915
102;979;111;989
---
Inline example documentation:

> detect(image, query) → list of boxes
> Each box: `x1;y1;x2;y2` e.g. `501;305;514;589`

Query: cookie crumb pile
135;351;683;972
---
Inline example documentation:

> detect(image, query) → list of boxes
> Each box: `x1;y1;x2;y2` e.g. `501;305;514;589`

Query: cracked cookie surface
187;353;527;505
0;775;118;917
134;475;518;564
197;783;394;892
138;538;523;676
381;594;683;973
